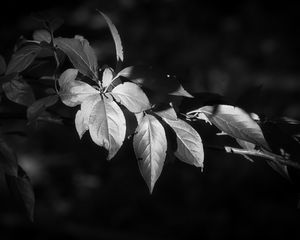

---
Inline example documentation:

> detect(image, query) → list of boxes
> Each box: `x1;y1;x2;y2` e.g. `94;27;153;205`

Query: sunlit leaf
75;94;100;139
163;118;204;167
5;166;35;221
155;106;177;120
102;67;114;88
98;11;124;63
3;78;35;106
133;114;167;193
6;44;41;75
58;69;98;107
55;37;98;80
0;55;6;75
27;95;59;121
190;105;270;150
33;29;51;43
58;68;78;87
111;82;151;113
89;96;126;160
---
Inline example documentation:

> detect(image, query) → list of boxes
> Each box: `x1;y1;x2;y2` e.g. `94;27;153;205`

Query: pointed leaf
54;37;98;79
5;166;35;221
133;114;167;193
89;97;126;160
163;118;204;167
0;55;6;75
111;82;151;113
33;29;51;43
191;105;270;150
27;95;59;121
6;44;41;75
98;11;124;62
3;78;35;106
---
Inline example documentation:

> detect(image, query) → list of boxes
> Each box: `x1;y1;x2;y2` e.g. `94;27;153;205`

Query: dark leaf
54;37;98;80
6;44;41;75
27;95;59;122
33;29;51;43
5;165;35;221
3;77;35;106
116;66;193;98
0;54;6;75
0;134;18;176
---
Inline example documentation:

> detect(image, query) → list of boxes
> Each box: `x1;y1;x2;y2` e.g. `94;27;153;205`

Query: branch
204;144;300;170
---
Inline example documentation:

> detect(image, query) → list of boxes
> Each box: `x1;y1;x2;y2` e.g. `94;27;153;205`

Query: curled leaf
97;10;124;63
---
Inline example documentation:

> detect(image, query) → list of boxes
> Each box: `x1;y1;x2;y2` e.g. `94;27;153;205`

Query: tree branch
205;144;300;170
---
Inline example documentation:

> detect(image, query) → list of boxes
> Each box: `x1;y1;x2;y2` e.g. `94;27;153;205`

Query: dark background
1;0;300;239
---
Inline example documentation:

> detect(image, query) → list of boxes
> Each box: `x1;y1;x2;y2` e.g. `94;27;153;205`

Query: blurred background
1;0;300;239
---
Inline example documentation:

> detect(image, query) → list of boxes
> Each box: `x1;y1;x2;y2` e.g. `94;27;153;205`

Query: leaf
75;94;100;139
191;105;270;150
5;165;35;221
33;29;51;43
163;118;204;167
0;134;18;176
111;82;151;113
133;114;167;193
6;44;41;75
54;37;98;80
3;78;35;106
58;68;78;87
102;67;114;88
89;97;126;160
116;66;193;98
98;11;124;63
58;69;99;107
27;95;59;121
0;55;6;75
155;106;177;120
